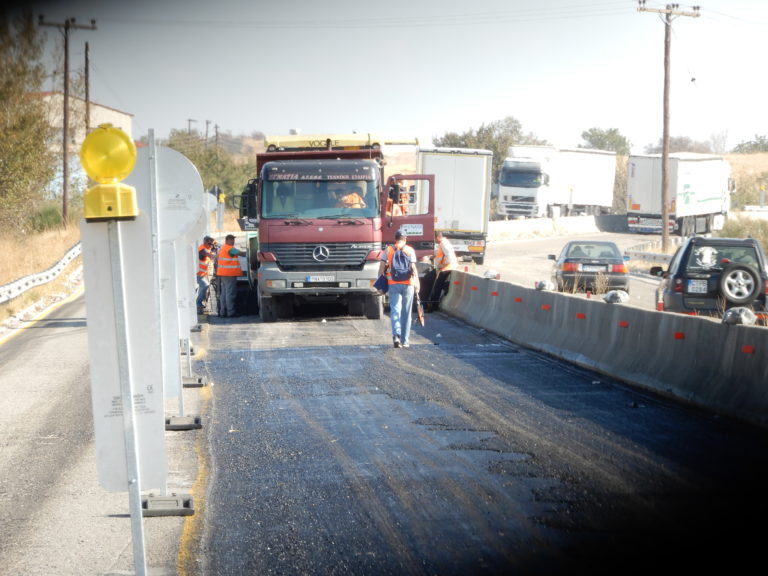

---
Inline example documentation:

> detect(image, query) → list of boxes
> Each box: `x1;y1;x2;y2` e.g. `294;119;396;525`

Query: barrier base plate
165;415;202;430
183;375;207;388
142;493;194;517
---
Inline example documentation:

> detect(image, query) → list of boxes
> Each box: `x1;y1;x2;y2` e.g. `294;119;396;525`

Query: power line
38;15;97;224
638;1;700;253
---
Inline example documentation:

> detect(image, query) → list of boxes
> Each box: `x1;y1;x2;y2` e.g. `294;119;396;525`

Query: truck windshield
499;168;543;188
262;178;379;219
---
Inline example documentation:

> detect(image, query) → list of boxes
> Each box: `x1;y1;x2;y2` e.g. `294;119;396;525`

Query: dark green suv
651;236;768;315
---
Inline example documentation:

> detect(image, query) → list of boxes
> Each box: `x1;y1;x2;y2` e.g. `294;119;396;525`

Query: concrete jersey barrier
440;271;768;429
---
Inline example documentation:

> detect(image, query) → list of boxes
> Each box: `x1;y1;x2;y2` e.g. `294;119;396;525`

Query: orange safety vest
197;243;211;277
216;245;243;277
337;192;365;209
386;245;415;285
435;240;457;272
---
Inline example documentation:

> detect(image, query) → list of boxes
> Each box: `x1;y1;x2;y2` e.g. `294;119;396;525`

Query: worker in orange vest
196;236;217;314
215;234;245;318
427;230;458;312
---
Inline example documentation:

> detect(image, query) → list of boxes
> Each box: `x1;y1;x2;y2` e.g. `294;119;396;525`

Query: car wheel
719;264;760;306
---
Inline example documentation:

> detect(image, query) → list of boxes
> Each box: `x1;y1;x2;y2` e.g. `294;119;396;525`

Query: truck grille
262;242;374;271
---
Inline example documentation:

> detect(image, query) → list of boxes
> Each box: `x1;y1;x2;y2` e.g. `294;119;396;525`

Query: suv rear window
685;245;760;271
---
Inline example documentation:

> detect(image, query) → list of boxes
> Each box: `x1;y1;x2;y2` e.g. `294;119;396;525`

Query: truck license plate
307;275;334;282
688;279;708;294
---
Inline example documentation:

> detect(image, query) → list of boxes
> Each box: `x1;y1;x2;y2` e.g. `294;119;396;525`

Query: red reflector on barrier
471;286;478;291
491;291;498;296
453;280;461;285
742;345;756;354
542;304;551;310
514;297;522;303
576;312;586;319
674;332;685;340
618;320;629;328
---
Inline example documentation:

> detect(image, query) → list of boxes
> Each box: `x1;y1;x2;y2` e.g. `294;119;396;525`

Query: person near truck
196;236;217;314
427;230;458;312
378;230;420;348
215;234;245;318
334;182;366;209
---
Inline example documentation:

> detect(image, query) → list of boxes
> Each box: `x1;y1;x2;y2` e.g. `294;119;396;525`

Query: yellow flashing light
80;124;138;222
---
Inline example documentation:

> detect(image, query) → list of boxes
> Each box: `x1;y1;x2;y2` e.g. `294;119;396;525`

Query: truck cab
237;135;434;322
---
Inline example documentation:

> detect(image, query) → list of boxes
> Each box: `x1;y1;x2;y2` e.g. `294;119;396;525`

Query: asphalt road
2;230;765;575
0;293;196;576
185;305;768;575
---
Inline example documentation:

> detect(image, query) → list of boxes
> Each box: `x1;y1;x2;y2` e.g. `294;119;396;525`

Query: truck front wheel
258;291;278;322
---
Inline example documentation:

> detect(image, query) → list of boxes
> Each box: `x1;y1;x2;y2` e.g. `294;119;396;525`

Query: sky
19;0;768;153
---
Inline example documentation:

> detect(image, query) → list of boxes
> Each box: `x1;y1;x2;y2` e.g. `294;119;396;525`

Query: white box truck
417;147;493;265
626;153;732;235
497;146;616;218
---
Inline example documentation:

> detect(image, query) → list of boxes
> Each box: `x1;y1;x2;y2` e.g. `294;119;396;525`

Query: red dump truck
237;134;435;322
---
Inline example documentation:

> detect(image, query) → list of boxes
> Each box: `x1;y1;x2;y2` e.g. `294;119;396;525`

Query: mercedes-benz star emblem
312;245;330;262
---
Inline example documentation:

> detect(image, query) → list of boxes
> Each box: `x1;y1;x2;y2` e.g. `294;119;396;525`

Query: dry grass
0;224;82;324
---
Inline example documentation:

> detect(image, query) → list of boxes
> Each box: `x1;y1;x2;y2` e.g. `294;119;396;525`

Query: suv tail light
673;277;683;293
764;279;768;295
612;263;629;274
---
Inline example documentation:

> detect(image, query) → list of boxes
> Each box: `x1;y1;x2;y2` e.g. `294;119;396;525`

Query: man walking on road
379;230;420;348
216;234;245;318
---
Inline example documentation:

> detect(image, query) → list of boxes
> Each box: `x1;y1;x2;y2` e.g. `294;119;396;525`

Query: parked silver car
548;241;630;293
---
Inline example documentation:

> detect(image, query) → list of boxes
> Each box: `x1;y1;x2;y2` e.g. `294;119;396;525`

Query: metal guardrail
0;242;82;304
625;237;683;266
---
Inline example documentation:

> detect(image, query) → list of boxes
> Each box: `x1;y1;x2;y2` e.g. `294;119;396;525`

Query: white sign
81;208;167;492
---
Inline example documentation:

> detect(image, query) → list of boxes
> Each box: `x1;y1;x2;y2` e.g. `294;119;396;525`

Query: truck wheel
473;255;485;265
719;264;759;306
365;294;382;319
258;291;278;322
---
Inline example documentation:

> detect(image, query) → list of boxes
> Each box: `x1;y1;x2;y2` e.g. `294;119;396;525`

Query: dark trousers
427;270;452;312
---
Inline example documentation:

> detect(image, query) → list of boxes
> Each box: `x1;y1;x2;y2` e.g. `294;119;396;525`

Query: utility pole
39;15;97;225
638;1;700;252
85;41;91;133
187;118;197;134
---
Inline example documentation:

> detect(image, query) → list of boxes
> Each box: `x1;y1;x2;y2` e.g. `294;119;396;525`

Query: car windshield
686;245;759;270
262;179;379;219
565;243;620;259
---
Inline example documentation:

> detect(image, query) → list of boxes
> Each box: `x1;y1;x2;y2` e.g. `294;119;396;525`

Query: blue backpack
389;246;412;282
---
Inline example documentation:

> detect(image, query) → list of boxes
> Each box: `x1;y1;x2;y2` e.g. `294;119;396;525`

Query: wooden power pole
638;2;699;252
38;15;97;225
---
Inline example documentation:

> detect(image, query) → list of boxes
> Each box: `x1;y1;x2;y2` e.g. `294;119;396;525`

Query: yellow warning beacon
80;124;138;222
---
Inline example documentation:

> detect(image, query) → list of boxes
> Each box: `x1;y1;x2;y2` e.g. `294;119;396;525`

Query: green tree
579;127;631;156
163;129;257;207
732;135;768;154
644;136;712;154
433;116;547;184
0;10;57;232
